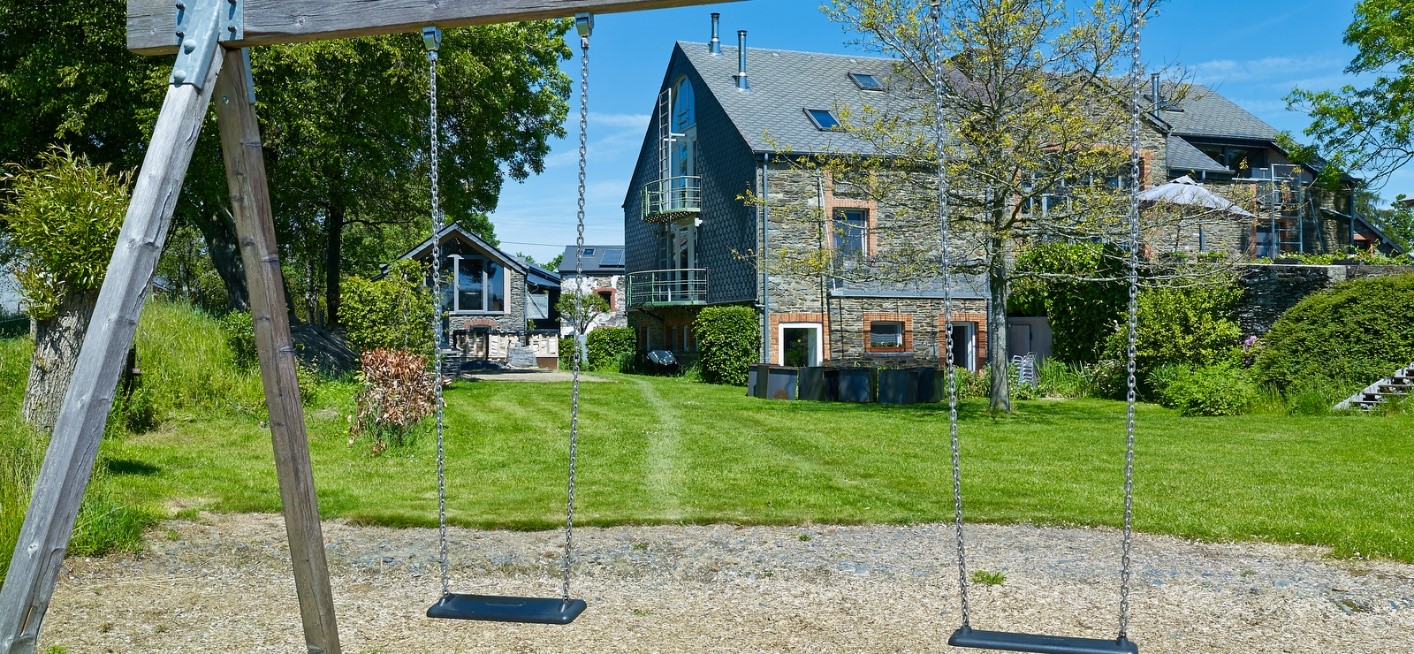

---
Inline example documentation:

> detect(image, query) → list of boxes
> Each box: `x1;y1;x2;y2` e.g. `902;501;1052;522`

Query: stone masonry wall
1236;264;1414;336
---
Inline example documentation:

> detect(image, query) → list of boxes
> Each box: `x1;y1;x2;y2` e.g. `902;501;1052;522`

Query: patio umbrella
1137;175;1253;216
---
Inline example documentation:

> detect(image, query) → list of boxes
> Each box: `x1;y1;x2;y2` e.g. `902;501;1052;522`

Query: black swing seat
427;593;587;625
949;627;1138;654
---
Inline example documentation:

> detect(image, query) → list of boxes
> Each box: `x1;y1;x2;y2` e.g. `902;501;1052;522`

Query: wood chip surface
36;513;1414;653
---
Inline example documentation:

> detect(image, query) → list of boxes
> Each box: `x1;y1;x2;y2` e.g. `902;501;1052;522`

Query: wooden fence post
213;47;343;654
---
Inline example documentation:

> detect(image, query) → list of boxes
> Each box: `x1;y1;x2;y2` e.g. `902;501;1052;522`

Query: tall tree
254;25;571;326
818;0;1153;411
0;148;129;429
1287;0;1414;189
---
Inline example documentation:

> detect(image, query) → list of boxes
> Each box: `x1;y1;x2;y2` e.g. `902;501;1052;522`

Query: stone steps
1335;363;1414;412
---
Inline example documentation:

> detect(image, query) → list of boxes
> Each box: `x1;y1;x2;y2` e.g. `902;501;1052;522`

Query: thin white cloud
1189;55;1345;86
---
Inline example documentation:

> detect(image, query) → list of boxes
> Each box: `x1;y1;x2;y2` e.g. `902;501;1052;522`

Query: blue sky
487;0;1391;264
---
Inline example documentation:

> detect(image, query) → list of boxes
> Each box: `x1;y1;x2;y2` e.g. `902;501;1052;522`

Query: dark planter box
797;367;839;402
1274;257;1301;265
914;366;940;403
877;368;917;405
836;367;876;403
765;366;799;400
748;363;771;398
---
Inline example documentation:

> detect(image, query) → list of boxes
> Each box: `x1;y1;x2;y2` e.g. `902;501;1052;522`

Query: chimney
709;13;722;54
1151;72;1162;119
734;30;750;91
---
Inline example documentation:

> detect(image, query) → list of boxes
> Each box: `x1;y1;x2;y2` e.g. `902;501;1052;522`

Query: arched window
670;77;697;181
672;77;696;132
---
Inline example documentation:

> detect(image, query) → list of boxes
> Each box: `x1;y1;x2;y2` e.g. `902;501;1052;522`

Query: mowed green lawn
102;374;1414;561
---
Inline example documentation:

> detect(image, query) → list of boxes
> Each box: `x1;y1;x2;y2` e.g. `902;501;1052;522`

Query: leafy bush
219;310;259;370
694;306;759;385
1254;274;1414;391
1014;242;1128;363
350;348;436;455
1156;363;1259;417
559;336;578;370
586;327;635;372
1103;281;1242;392
341;259;434;355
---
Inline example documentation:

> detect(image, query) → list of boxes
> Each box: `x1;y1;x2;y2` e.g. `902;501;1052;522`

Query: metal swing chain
563;12;593;604
931;0;971;631
1119;0;1144;640
423;26;451;598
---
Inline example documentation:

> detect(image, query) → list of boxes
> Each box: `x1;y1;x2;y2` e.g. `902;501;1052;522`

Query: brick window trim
936;312;988;370
824;172;879;257
594;287;616;311
768;312;829;365
863;312;913;354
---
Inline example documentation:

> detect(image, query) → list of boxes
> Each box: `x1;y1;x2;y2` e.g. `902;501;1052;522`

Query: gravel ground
36;513;1414;653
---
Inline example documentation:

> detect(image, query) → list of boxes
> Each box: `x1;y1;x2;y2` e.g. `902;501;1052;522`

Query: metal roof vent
734;30;749;91
709;13;721;54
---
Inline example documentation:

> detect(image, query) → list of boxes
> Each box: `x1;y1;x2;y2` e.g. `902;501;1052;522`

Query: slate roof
1165;135;1230;175
1158;83;1279;141
558;245;626;275
392;224;560;287
677;42;915;155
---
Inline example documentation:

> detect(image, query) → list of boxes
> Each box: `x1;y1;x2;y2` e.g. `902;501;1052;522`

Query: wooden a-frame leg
213;47;343;654
0;38;225;654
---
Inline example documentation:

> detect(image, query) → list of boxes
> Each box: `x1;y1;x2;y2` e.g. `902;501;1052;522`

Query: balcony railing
627;269;708;307
641;176;701;222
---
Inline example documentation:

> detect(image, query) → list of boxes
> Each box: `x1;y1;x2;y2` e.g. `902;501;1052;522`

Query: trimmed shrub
1103;281;1242;393
1156;363;1259;417
1254;274;1414;391
586;327;635;372
694;306;759;385
341;259;434;355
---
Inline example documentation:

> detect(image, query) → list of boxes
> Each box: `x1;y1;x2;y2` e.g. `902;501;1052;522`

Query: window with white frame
442;254;506;313
869;320;905;349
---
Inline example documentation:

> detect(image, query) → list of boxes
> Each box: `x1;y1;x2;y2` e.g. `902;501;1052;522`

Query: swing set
0;1;1150;653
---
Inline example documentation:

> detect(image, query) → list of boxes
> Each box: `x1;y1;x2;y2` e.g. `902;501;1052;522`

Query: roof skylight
805;109;841;131
849;72;884;91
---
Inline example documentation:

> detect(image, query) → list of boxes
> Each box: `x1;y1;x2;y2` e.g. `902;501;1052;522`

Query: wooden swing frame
0;2;736;653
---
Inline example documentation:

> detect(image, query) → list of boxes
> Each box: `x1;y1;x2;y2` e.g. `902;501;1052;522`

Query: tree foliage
808;0;1154;410
1014;242;1128;364
0;147;130;319
1286;0;1414;188
1102;278;1243;390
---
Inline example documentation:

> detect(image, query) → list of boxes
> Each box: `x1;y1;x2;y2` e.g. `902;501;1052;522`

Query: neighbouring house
622;28;1399;368
392;224;561;369
557;244;627;337
1145;78;1403;258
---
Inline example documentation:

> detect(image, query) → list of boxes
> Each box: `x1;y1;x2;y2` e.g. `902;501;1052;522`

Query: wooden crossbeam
128;0;744;55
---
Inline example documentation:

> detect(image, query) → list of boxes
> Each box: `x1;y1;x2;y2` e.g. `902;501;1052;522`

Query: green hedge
1014;242;1128;364
586;327;635;372
1255;274;1414;390
1102;281;1242;394
694;306;758;386
1153;363;1260;417
341;259;434;355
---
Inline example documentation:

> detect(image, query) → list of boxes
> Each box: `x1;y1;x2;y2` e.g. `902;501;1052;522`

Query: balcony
641;176;701;223
627;269;708;307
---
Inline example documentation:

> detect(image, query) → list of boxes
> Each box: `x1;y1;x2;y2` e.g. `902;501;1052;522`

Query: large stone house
622;35;1400;368
393;224;561;368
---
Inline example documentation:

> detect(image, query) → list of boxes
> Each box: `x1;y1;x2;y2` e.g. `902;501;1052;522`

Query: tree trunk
22;289;100;430
987;232;1011;413
324;205;345;327
191;208;250;311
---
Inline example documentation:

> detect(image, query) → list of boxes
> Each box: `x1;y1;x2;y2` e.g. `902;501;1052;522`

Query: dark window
869;321;905;348
805;108;841;130
596;290;614;307
833;208;868;260
849;72;884;91
582;248;596;256
443;255;505;313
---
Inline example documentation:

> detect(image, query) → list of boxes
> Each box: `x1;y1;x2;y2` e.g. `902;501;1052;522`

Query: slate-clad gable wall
624;45;760;307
